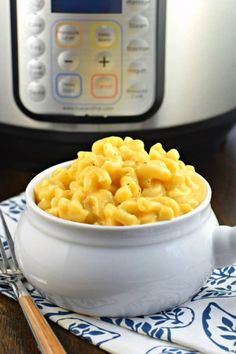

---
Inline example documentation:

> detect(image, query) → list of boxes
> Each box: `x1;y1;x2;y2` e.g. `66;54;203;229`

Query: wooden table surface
0;126;235;354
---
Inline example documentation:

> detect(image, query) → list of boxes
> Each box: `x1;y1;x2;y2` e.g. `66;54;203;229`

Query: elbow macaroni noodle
35;137;206;226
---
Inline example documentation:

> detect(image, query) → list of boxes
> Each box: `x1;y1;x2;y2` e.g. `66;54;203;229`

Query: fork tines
0;236;8;273
0;209;18;271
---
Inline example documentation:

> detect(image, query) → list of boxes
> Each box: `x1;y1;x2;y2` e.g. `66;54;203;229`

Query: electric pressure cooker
0;0;235;168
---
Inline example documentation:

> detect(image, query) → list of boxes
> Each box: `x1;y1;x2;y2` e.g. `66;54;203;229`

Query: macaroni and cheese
35;137;206;226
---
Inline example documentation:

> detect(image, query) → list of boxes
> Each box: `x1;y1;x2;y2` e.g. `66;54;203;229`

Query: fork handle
19;294;67;354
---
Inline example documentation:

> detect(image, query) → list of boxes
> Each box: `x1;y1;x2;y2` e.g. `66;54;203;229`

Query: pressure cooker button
28;82;46;102
28;59;46;79
96;52;114;71
126;0;151;11
57;75;82;98
127;38;149;58
128;61;147;79
56;24;82;48
129;15;150;35
58;51;80;71
126;83;148;99
27;14;45;35
27;37;45;57
91;74;118;99
29;0;45;12
95;26;115;48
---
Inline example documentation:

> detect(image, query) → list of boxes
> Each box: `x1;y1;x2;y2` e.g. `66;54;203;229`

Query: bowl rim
26;160;212;231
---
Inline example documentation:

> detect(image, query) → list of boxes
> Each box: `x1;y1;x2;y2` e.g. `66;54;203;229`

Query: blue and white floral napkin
0;194;236;354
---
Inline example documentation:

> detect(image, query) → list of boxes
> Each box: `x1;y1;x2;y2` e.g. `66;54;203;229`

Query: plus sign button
96;52;114;71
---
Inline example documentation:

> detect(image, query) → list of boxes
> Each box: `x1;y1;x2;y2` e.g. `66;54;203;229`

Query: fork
0;209;67;354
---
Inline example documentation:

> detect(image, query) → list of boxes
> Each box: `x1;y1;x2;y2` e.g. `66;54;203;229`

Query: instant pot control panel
11;0;165;122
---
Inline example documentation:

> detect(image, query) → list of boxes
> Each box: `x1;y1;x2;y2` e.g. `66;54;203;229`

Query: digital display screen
52;0;122;14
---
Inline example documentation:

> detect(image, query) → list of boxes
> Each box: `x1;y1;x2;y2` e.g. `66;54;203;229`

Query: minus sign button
58;51;79;71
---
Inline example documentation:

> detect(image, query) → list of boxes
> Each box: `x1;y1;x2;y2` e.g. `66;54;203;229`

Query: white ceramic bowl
14;161;236;317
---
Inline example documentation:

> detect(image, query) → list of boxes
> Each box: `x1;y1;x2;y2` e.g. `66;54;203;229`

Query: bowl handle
213;226;236;267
